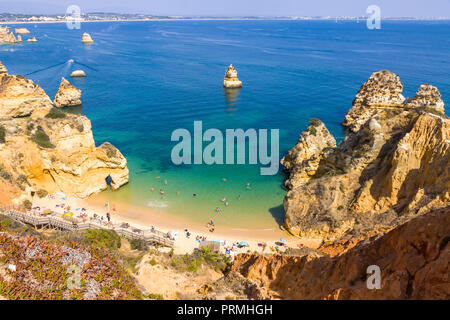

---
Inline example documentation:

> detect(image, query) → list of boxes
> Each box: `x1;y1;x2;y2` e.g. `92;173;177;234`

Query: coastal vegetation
45;107;66;119
31;127;54;148
0;222;143;300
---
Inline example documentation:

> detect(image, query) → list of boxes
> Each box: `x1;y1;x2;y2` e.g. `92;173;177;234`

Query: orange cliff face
229;206;450;300
0;62;129;205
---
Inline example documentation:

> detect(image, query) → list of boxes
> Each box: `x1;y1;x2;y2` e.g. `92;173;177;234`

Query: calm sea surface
1;20;449;228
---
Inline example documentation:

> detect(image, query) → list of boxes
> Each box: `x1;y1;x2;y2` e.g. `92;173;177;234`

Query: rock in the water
81;33;94;44
15;28;30;34
343;70;405;132
0;26;20;44
27;37;38;43
223;64;242;88
405;84;445;114
0;74;53;117
281;119;336;190
70;70;86;77
0;61;7;78
53;77;82;108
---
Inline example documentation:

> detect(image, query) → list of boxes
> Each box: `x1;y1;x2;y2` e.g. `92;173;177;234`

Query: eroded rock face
0;112;129;198
343;70;405;132
283;71;449;241
0;26;19;44
223;64;242;88
53;77;82;108
0;75;53;117
0;61;7;78
281;119;336;190
230;207;450;300
405;84;445;114
0;68;129;199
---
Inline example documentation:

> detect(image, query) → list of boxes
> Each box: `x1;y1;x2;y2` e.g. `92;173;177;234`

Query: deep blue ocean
1;20;449;228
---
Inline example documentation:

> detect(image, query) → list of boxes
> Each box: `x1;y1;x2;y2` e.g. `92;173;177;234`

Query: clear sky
0;0;449;17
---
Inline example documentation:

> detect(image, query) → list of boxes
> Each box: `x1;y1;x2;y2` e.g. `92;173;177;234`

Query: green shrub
45;108;66;119
36;189;48;198
0;125;5;143
149;258;157;266
31;127;55;148
22;199;32;210
309;118;322;127
147;293;164;300
337;205;344;211
85;229;121;250
130;239;148;251
309;126;317;136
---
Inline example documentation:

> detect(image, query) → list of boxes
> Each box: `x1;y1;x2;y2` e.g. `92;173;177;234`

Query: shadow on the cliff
269;204;285;227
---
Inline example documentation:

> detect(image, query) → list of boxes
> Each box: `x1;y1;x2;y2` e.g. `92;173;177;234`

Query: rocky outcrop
223;64;242;88
0;74;53;117
0;64;129;199
230;206;450;300
81;33;94;44
27;37;37;43
70;70;86;78
343;70;405;132
0;61;7;78
14;28;30;34
53;78;82;108
281;119;336;189
405;84;445;114
0;27;19;44
283;71;448;241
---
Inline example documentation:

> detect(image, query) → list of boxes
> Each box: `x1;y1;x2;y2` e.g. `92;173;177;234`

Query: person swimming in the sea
160;189;165;195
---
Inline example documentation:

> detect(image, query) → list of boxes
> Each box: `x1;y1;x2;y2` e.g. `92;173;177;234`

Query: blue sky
0;0;449;17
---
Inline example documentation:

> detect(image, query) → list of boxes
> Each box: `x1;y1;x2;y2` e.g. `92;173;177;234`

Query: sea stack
0;26;19;43
81;32;94;44
53;77;82;108
70;70;86;77
27;37;38;42
15;27;30;34
223;64;242;88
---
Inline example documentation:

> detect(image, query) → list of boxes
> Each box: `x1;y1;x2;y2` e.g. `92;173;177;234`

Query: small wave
147;200;168;208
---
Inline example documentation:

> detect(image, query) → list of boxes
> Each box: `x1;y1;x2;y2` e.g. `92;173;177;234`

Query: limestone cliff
343;70;405;132
0;61;7;78
282;71;449;241
0;74;53;117
53;77;82;108
281;119;336;190
229;206;449;300
0;64;129;200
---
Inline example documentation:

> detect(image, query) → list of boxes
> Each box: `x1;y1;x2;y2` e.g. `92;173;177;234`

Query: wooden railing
0;206;174;248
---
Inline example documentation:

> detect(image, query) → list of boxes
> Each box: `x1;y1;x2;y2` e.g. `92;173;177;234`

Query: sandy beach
32;192;322;255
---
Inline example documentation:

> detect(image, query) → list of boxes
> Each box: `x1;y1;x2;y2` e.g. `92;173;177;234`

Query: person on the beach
106;212;111;222
221;197;226;202
225;202;229;207
160;189;165;195
237;195;241;200
151;187;155;191
164;179;167;185
246;182;251;189
193;193;197;197
215;207;221;213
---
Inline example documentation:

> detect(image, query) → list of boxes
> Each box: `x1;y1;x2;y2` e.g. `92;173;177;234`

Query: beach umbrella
44;209;52;214
239;241;249;246
280;238;288;244
64;212;74;217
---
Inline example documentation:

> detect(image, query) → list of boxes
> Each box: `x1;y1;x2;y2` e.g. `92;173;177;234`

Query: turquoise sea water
1;20;449;229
